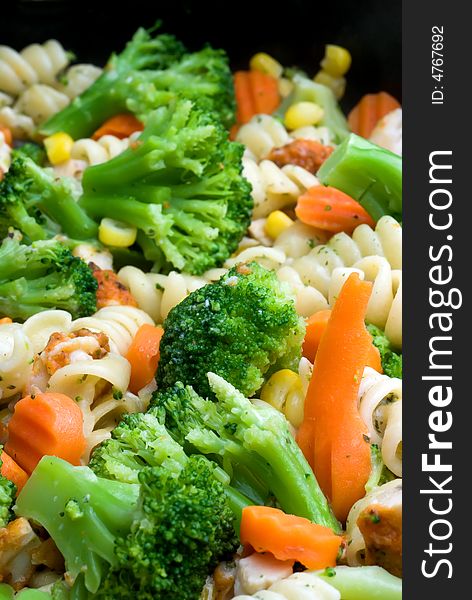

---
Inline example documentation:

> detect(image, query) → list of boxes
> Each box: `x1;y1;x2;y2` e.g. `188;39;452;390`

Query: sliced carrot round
348;92;401;139
126;324;164;394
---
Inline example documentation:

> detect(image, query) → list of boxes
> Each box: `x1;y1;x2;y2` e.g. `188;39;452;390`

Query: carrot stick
92;113;144;141
233;71;280;126
303;309;382;372
126;324;164;394
240;505;342;570
1;451;29;493
348;92;401;139
0;125;12;147
5;392;86;474
295;185;376;234
297;273;373;522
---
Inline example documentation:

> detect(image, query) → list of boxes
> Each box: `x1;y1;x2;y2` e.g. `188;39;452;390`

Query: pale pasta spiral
14;84;69;124
0;40;69;95
57;63;102;99
0;106;35;139
71;135;131;166
0;322;33;402
236;114;291;160
232;571;340;600
358;367;402;477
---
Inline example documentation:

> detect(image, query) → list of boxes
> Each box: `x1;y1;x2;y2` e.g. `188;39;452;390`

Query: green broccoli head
11;142;48;166
79;99;252;275
0;234;97;320
0;448;16;529
0;155;98;242
367;324;402;378
156;262;305;399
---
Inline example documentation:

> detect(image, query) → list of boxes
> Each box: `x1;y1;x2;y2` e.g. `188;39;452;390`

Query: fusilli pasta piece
0;106;35;139
57;64;102;99
0;322;33;401
70;134;131;166
236;114;291;160
358;367;402;476
14;84;69;124
232;571;341;600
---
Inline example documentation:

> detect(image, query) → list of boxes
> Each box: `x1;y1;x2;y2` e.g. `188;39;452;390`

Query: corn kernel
320;44;352;77
249;52;283;79
278;77;294;98
98;218;137;247
264;210;294;239
314;70;346;100
43;132;74;165
284;102;324;130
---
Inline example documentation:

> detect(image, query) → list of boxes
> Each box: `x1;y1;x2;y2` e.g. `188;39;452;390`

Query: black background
1;0;401;111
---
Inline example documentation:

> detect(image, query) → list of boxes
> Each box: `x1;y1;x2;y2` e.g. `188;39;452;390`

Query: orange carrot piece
1;451;29;493
233;71;280;126
240;506;342;570
295;185;375;234
303;309;382;372
348;92;401;139
0;125;12;146
5;392;86;474
92;113;144;140
0;317;13;325
297;273;373;522
126;324;164;394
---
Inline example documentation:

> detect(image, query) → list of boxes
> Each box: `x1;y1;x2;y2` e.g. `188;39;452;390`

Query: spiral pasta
236;114;291;160
57;64;102;99
232;571;341;600
0;322;33;402
70;134;133;166
358;367;402;476
14;83;69;124
0;106;35;139
0;40;69;95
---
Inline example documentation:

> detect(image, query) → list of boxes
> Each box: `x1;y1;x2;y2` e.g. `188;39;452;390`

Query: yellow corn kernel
260;369;305;428
264;210;294;239
249;52;283;79
320;44;352;77
278;77;294;98
98;218;137;247
314;70;346;100
284;101;324;130
43;132;74;165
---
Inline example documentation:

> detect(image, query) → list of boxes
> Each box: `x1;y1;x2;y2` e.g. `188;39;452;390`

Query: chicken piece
0;517;41;589
34;328;110;377
91;264;138;309
267;139;334;174
357;500;402;577
369;108;402;156
73;244;113;271
31;537;64;571
233;552;294;596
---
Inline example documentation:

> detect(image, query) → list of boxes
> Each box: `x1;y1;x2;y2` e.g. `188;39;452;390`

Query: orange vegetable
348;92;401;139
92;113;144;140
126;324;164;393
240;506;342;570
303;309;382;372
0;317;13;325
295;185;375;234
1;451;29;493
297;273;373;522
0;125;12;146
5;392;86;474
234;70;280;125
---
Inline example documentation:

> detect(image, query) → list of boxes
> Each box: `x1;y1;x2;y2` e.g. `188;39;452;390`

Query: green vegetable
316;566;402;600
0;448;16;529
152;372;340;532
11;143;47;166
79;99;252;275
157;262;305;398
367;324;402;378
0;233;97;320
16;453;237;600
0;155;98;242
275;74;350;143
317;134;402;222
365;444;396;494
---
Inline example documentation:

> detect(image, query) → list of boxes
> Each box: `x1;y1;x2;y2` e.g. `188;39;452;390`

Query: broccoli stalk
157;262;305;399
275;74;350;143
0;155;98;242
78;100;252;275
0;234;97;320
0;449;16;529
153;373;341;533
367;324;402;378
38;27;186;139
317;133;403;221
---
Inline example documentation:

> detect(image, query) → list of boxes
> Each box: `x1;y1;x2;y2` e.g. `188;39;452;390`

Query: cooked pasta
236;114;291;160
13;83;70;124
358;366;402;476
232;571;341;600
0;321;33;401
57;63;102;99
0;105;35;139
70;134;131;166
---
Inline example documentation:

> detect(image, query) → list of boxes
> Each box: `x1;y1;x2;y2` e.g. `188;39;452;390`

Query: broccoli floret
152;373;340;532
78;100;252;275
11;142;47;166
0;155;98;242
0;233;97;320
38;26;186;139
156;262;305;398
15;454;237;599
0;448;16;528
367;324;402;378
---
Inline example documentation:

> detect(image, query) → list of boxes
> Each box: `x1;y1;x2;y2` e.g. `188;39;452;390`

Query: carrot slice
92;113;144;140
1;451;29;493
233;70;280;126
348;92;401;139
296;185;376;234
240;505;342;570
126;324;164;394
0;317;13;325
297;273;373;522
5;392;86;474
0;125;12;147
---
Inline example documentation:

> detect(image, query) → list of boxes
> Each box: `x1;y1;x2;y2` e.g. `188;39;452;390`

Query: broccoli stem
6;203;47;241
317;134;402;221
316;566;402;600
